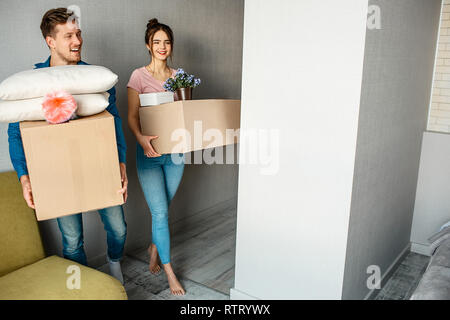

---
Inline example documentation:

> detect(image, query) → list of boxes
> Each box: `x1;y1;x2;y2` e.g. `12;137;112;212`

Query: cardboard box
139;99;241;154
20;111;124;221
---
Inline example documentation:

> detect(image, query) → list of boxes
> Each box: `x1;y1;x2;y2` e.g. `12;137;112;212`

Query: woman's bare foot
163;263;185;295
147;244;161;274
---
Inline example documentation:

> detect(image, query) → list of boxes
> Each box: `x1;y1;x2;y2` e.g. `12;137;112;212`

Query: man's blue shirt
8;56;127;180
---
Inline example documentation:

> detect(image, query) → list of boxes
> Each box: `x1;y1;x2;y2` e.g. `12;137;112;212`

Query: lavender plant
163;68;201;92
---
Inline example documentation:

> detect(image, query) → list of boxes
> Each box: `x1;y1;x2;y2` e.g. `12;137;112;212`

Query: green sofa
0;171;127;300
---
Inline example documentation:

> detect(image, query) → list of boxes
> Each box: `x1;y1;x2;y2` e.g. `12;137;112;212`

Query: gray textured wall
342;0;441;299
0;0;243;266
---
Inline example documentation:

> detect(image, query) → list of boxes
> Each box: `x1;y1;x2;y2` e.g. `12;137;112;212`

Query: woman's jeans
136;144;185;265
56;205;127;266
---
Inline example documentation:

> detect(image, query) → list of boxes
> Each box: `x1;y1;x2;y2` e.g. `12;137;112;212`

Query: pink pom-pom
42;90;77;124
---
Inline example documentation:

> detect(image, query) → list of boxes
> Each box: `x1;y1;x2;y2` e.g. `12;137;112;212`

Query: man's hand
118;162;128;203
20;175;35;209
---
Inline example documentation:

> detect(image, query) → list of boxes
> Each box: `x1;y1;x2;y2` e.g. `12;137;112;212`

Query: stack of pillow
0;65;118;123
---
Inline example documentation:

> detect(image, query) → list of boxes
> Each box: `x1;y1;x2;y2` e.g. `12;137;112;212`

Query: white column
232;0;368;299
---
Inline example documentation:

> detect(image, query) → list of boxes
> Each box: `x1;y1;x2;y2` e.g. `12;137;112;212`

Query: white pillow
0;92;110;122
0;65;118;100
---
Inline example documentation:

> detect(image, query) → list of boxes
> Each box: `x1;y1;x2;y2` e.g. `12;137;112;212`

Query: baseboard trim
230;288;259;300
364;243;411;300
410;242;432;256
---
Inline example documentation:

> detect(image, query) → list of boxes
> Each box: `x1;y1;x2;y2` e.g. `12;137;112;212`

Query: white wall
232;0;368;299
411;131;450;255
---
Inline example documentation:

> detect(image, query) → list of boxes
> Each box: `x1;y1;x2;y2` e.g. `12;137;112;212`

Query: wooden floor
98;199;432;300
105;198;237;300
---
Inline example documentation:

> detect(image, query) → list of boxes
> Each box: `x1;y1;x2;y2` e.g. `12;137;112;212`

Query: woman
127;18;185;296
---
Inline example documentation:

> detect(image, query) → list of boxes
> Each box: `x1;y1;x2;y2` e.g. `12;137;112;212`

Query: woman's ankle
162;262;174;272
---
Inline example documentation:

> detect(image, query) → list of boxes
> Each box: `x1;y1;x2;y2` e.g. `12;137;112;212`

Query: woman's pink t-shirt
127;66;179;101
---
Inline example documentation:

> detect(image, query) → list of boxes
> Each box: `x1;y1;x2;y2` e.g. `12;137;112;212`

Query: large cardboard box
19;111;124;221
139;99;241;154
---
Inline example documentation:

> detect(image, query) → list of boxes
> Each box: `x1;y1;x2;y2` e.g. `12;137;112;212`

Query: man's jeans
56;205;127;266
136;144;184;265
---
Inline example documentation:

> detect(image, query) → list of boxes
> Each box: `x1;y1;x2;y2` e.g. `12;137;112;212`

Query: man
7;8;128;284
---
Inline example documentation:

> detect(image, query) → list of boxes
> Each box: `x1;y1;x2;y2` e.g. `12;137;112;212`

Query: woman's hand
128;88;162;158
138;135;162;157
127;87;162;158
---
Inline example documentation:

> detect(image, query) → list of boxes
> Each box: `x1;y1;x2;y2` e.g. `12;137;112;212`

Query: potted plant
163;68;201;100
